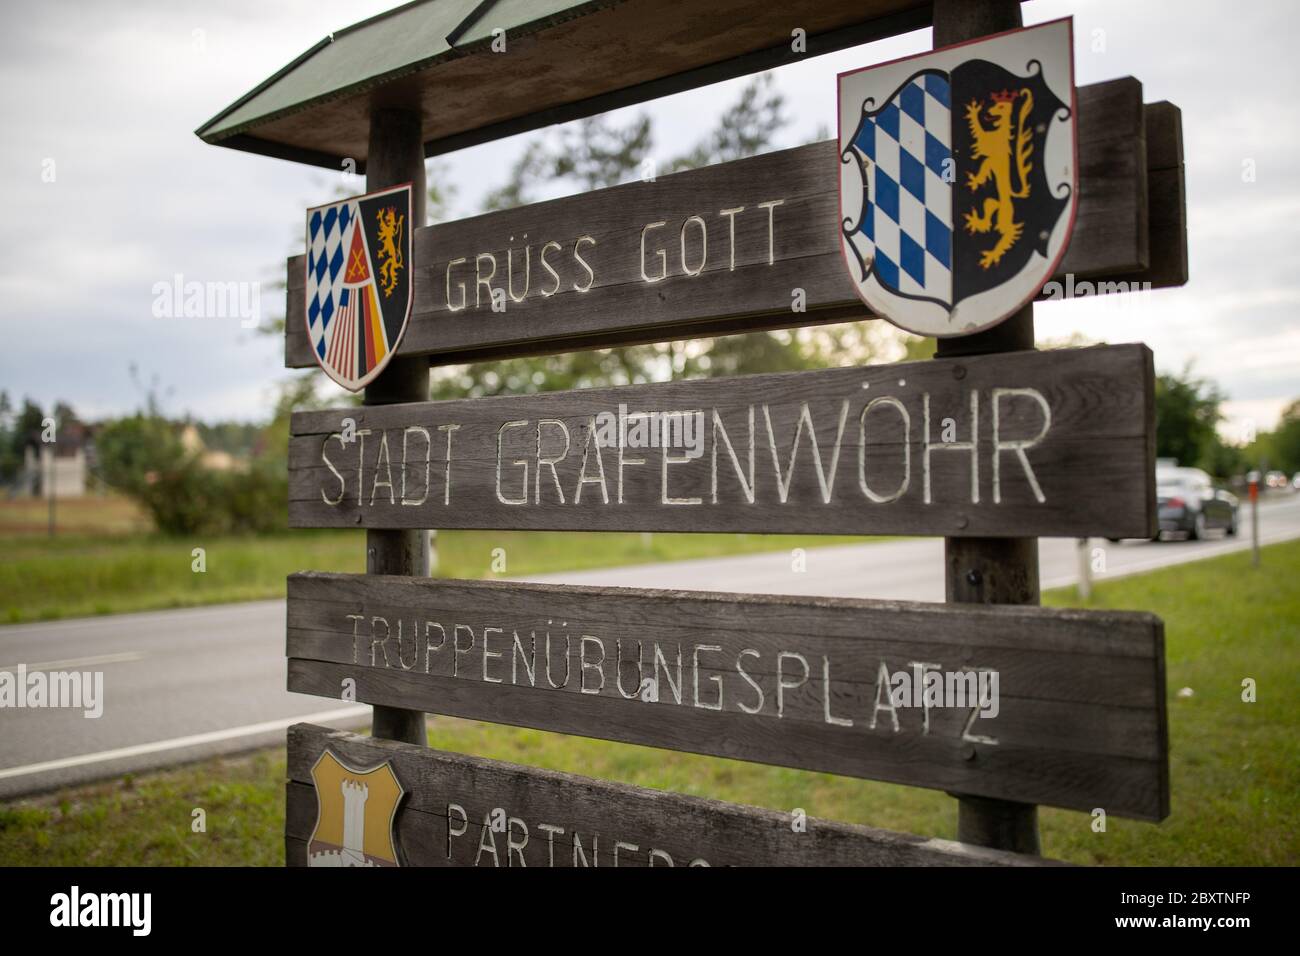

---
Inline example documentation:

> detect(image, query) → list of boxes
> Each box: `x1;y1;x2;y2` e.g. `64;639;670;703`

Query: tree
7;399;46;479
1153;365;1229;475
1201;438;1246;481
0;391;17;483
12;398;45;443
96;374;292;536
668;73;787;172
482;115;653;211
1274;400;1300;473
95;412;206;533
1249;399;1300;475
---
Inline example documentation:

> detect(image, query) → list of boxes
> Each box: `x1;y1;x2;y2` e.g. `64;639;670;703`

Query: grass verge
1;526;874;624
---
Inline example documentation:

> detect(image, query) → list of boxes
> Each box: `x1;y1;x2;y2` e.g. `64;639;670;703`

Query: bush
95;415;287;536
216;459;288;534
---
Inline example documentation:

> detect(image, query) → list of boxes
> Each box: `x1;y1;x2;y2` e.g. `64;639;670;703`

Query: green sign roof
197;0;939;169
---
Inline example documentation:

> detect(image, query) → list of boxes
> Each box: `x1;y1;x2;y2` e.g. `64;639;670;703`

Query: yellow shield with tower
306;749;405;867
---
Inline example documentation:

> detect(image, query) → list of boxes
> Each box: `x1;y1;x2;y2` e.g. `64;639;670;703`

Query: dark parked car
1156;467;1238;540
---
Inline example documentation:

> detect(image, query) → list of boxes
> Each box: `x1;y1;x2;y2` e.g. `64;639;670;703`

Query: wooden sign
285;574;1170;820
286;724;1060;867
838;19;1077;336
288;343;1156;539
205;0;1181;868
285;79;1181;368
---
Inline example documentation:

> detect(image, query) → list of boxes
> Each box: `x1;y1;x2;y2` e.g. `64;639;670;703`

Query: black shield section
951;59;1070;304
358;189;412;350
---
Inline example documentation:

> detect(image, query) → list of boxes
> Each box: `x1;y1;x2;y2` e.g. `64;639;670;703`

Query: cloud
1;0;1297;429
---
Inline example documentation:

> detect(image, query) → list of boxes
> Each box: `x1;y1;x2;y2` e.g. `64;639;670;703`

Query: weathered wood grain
285;80;1182;368
287;344;1156;539
1132;102;1187;290
285;724;1062;866
284;574;1169;820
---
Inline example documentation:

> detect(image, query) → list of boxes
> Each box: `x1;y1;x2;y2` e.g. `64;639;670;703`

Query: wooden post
1250;474;1261;568
46;449;56;538
1076;538;1092;601
365;108;430;746
933;0;1041;856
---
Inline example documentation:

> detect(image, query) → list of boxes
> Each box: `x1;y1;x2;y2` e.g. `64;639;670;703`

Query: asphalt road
0;602;370;800
2;494;1297;799
520;494;1300;599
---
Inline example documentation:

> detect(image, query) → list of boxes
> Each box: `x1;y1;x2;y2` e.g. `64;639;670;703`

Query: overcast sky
2;0;1296;439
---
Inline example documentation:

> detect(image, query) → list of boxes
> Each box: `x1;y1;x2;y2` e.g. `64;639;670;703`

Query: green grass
2;539;1295;866
0;527;873;624
0;753;286;866
1037;541;1300;864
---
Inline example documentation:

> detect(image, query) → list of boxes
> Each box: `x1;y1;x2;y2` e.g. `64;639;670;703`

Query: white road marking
0;705;371;782
0;651;144;673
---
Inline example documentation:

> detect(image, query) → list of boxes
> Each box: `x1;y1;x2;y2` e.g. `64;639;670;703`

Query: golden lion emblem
375;206;404;297
962;88;1034;270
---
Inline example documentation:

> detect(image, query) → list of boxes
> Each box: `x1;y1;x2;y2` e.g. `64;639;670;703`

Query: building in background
19;419;92;498
179;424;240;472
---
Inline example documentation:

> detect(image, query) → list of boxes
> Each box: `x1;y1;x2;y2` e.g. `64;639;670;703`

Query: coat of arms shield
838;18;1077;337
304;183;413;391
306;749;405;867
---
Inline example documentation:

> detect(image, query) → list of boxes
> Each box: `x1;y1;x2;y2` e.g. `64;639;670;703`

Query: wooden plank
1131;102;1188;289
284;724;1062;866
284;574;1169;820
287;344;1157;539
1036;101;1186;300
285;80;1177;368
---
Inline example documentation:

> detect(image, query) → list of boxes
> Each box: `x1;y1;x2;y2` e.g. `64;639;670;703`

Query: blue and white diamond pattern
305;201;358;360
846;73;953;305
